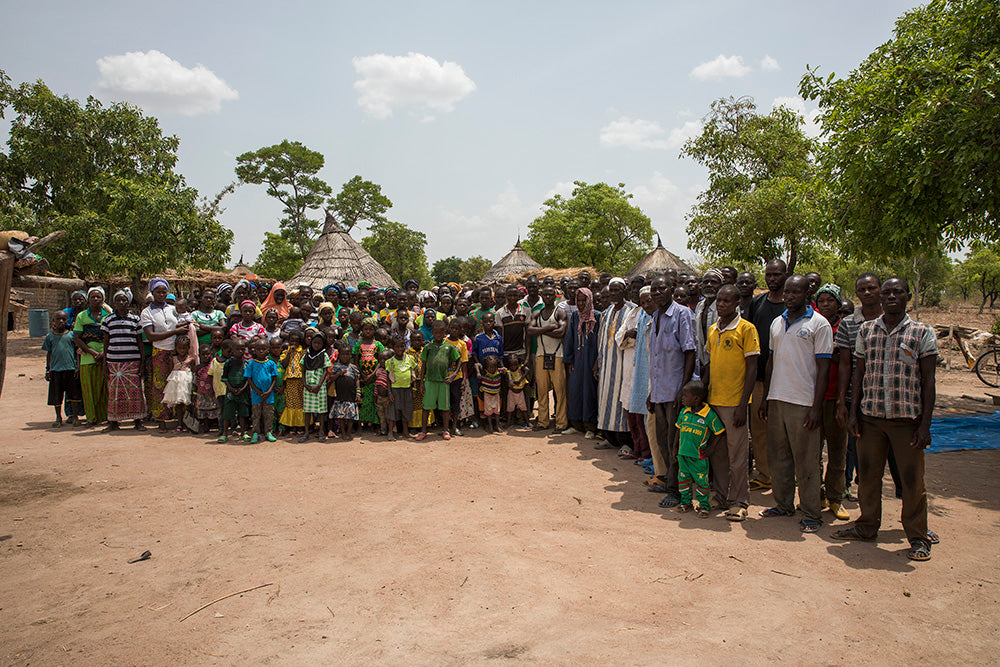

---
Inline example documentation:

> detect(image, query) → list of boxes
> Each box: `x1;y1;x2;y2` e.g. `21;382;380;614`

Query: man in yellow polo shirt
703;284;760;521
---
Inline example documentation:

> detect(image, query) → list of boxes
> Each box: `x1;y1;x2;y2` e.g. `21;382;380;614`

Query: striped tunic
596;300;634;432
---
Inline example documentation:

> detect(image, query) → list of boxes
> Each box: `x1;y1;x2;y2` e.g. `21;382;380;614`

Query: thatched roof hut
627;235;693;279
290;213;398;290
231;256;253;276
482;238;542;283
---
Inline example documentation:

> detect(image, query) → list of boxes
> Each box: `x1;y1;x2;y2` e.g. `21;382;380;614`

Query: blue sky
1;0;922;268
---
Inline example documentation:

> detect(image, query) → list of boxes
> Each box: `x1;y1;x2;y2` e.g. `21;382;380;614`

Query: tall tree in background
460;256;492;283
327;175;392;232
361;220;429;288
799;0;1000;259
522;182;653;275
431;256;464;284
235;140;331;259
680;96;823;273
0;70;233;280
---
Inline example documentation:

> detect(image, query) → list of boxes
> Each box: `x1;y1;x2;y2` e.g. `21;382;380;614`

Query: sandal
442;431;452;440
907;540;931;561
800;519;821;533
759;507;793;518
927;530;940;545
749;479;772;491
675;503;693;513
658;496;680;508
725;506;748;522
697;506;711;518
831;526;876;542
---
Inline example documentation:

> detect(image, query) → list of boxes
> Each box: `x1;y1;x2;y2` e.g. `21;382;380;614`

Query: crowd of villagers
40;262;940;560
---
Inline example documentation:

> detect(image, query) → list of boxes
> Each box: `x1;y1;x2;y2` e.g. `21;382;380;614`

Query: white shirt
140;304;179;351
767;306;833;407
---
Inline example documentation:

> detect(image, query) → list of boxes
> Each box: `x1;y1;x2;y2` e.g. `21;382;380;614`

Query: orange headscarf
260;281;291;319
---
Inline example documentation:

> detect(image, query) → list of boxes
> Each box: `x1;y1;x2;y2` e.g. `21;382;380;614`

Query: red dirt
1;331;998;664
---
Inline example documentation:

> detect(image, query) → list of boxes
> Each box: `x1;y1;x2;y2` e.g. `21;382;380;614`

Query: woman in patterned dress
352;318;385;429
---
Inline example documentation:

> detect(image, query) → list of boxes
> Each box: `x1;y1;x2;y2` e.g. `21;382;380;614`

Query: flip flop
442;431;452;440
414;433;428;441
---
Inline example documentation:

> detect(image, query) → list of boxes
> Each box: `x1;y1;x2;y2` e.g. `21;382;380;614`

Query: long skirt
107;360;145;422
79;363;107;424
458;377;475;420
148;349;173;421
196;391;219;420
359;382;378;424
280;377;306;427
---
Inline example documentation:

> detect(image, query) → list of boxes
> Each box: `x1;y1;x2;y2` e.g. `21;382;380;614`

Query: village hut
482;238;542;283
627;235;693;279
231;256;253;276
290;212;398;290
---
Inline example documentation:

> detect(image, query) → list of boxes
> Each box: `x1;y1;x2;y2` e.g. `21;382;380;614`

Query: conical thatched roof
290;212;398;289
482;238;542;283
627;235;693;279
232;256;253;276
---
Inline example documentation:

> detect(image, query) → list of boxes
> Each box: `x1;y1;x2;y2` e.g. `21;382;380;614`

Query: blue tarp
928;411;1000;453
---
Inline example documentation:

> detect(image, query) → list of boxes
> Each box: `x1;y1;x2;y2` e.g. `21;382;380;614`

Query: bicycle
974;341;1000;388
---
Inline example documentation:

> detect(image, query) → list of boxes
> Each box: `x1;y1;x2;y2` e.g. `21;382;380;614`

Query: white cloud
545;181;576;200
352;52;476;119
632;172;699;234
690;54;751;80
95;50;238;115
771;96;822;138
433;184;540;262
600;117;701;150
760;55;781;72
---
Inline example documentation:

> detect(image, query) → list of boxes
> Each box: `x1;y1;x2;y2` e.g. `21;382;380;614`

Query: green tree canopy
680;96;823;273
431;256;464;284
522;181;654;275
235;140;331;258
799;0;1000;259
253;232;304;280
0;70;232;279
459;255;492;283
361;220;429;288
327;175;392;232
957;242;1000;312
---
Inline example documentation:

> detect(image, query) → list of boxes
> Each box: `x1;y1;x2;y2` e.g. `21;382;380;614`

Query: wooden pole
0;250;15;398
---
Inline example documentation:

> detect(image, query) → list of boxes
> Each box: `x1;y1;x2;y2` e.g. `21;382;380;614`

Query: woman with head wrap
101;288;147;431
260;281;292;320
72;286;111;425
216;283;234;308
563;286;601;438
140;277;188;429
224;279;261;323
191;287;227;345
63;290;89;328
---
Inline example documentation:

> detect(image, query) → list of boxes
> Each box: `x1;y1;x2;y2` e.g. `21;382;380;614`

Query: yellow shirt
209;356;227;397
444;337;469;379
706;315;760;407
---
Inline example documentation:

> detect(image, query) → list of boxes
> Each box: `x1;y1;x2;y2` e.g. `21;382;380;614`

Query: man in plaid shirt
834;277;938;561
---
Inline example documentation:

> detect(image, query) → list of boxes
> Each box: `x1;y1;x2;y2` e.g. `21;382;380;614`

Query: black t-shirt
497;304;528;355
749;292;786;382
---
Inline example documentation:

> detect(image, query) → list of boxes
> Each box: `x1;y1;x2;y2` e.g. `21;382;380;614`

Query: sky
0;0;924;269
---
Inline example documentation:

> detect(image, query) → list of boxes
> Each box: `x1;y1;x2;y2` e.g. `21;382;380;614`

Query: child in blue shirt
244;338;279;443
42;310;82;427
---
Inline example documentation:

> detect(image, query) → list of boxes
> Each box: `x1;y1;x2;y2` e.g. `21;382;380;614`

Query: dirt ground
1;330;999;666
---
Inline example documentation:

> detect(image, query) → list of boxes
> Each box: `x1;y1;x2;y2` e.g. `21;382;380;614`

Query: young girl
194;343;218;433
279;329;307;438
163;325;198;432
42;310;82;427
505;352;531;431
407;331;431;431
263;308;282;343
302;331;331;442
210;340;230;441
328;344;360;441
229;300;266;358
269;336;287;435
353;319;385;432
385;337;414;440
478;354;503;433
374;349;393;436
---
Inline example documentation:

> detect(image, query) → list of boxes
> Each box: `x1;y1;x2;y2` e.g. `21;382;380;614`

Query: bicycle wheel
974;347;1000;388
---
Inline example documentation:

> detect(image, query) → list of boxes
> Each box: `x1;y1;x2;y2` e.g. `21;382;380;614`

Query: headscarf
113;288;133;304
358;280;372;290
264;307;279;322
233;278;252;297
403;279;419;290
576;287;596;338
148;277;169;294
815;283;842;302
608;277;627;289
417;290;434;301
323;284;339;297
87;286;105;300
166;293;176;303
447;282;460;294
259;281;291;319
317;302;335;320
239;299;257;311
303;331;329;371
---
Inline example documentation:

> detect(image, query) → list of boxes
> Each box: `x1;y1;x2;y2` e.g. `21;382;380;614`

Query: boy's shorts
48;369;81;406
223;393;249;420
423;380;450;411
507;389;527;413
482;392;500;416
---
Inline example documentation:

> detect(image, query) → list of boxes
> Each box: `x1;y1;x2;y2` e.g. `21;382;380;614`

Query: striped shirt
100;312;143;362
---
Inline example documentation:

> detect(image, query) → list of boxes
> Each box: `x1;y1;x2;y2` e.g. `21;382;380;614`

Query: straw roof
290;212;398;290
231;256;253;276
627;235;693;279
482;238;542;283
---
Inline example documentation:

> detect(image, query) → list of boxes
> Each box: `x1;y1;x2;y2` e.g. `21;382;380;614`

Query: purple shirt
648;300;696;403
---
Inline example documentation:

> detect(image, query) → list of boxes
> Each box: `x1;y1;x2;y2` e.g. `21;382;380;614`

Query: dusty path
1;334;998;665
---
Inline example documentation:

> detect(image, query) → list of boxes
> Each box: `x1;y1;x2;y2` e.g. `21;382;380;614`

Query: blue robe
564;310;600;424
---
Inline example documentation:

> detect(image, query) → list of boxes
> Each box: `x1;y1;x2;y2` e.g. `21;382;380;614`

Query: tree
460;256;492;283
327;175;392;232
253;231;304;279
431;256;464;284
522;182;653;275
361;220;430;288
958;242;1000;313
799;0;1000;260
235;140;331;258
680;96;823;273
0;70;233;280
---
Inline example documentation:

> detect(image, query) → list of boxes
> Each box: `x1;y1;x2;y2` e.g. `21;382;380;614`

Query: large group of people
39;263;939;561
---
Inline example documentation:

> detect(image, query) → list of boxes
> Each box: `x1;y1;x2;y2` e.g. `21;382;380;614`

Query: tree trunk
911;254;922;320
786;237;799;275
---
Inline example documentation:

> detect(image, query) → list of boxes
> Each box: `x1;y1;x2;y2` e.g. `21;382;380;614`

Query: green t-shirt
420;340;460;383
191;309;226;344
73;307;107;366
386;354;415;388
675;405;725;459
